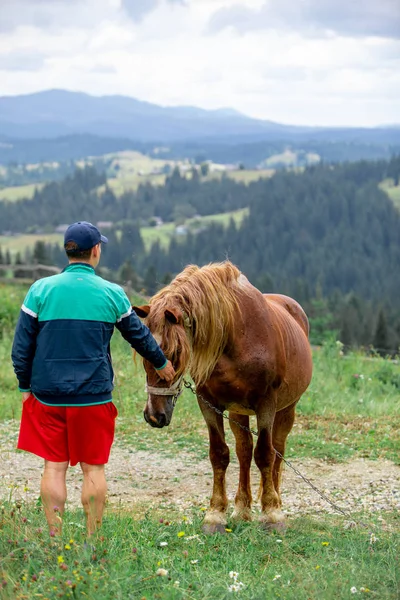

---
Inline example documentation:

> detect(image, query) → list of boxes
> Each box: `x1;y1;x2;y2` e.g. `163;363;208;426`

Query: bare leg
80;463;107;536
41;460;68;536
198;399;230;534
229;414;253;521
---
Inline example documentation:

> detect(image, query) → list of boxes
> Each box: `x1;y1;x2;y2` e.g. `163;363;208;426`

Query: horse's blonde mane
147;261;242;385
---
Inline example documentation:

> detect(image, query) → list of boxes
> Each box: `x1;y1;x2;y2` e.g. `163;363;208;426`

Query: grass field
100;167;274;197
380;179;400;210
141;208;249;250
0;283;399;599
203;169;274;185
0;233;64;256
0;182;45;202
0;209;249;255
0;147;274;203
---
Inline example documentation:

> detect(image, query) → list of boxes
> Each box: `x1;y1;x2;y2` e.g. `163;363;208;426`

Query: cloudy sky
1;0;399;126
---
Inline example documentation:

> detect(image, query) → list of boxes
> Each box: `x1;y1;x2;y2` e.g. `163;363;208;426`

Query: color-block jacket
11;263;167;406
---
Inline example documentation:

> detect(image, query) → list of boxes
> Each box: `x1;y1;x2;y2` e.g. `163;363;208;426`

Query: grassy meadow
141;208;249;251
0;233;64;258
0;148;275;204
0;282;399;599
380;179;400;211
0;209;249;256
0;183;45;202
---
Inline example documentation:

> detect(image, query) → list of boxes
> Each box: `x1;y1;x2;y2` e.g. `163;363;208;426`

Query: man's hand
22;392;31;402
156;360;176;383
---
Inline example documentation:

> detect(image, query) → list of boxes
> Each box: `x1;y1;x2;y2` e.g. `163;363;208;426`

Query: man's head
64;221;108;267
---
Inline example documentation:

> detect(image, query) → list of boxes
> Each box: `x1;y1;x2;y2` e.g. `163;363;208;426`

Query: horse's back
262;293;312;406
264;293;309;338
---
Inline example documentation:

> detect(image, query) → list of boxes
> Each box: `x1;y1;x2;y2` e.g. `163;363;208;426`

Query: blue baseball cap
64;221;108;251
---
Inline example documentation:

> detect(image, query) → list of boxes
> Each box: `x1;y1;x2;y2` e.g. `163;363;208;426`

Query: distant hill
1;90;400;165
1;89;399;144
0;89;299;141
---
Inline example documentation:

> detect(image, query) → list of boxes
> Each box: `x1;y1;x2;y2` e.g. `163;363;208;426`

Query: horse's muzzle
143;410;170;428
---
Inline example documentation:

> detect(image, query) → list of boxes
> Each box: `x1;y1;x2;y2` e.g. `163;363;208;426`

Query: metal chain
183;379;364;525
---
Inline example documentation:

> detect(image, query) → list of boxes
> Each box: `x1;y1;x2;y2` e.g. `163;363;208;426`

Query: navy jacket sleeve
116;309;167;369
11;309;39;391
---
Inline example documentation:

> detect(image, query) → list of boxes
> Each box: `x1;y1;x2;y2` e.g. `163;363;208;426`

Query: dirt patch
1;420;399;518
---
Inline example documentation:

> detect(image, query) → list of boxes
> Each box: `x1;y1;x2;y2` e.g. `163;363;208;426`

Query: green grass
203;169;274;185
99;172;167;195
0;234;64;257
1;284;399;599
0;183;45;202
95;150;172;195
0;506;398;600
1;290;399;465
141;208;249;250
380;179;400;210
0;210;248;256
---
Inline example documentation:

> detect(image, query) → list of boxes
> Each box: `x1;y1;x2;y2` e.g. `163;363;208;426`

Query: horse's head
133;303;191;428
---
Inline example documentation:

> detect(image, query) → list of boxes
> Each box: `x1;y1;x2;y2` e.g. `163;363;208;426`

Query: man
11;221;175;536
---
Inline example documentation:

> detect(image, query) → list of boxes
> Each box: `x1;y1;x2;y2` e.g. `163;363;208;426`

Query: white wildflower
273;574;281;581
228;571;245;592
159;541;168;547
190;559;199;564
173;581;180;588
369;533;378;544
351;587;358;594
156;568;168;577
276;539;283;543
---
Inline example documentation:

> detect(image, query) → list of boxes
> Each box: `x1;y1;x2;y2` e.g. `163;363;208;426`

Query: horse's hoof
231;507;252;522
260;521;287;533
202;523;227;535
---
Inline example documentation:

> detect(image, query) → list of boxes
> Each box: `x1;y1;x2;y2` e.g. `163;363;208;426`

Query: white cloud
208;0;400;40
0;0;399;126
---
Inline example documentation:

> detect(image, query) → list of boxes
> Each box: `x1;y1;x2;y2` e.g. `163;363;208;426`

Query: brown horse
133;261;312;532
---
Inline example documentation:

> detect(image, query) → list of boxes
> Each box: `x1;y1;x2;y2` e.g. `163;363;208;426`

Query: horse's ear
164;307;182;325
133;305;151;318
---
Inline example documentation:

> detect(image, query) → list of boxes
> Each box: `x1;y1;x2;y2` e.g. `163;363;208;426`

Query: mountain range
1;89;399;144
0;89;299;141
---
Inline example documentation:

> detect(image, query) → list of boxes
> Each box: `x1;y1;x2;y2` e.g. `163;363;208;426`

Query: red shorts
17;394;118;466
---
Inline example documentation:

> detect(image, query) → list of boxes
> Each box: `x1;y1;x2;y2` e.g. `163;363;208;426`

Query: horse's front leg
254;392;285;527
229;414;253;521
198;398;229;534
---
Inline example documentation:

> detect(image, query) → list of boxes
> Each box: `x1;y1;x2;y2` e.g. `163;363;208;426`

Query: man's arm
11;306;39;392
115;306;175;381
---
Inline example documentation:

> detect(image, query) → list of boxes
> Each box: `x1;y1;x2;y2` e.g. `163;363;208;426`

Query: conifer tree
373;308;389;356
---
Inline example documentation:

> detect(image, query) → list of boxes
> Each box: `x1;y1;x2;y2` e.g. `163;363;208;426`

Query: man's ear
133;305;151;318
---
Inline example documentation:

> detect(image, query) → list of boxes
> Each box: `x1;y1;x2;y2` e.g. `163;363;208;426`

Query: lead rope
182;378;367;527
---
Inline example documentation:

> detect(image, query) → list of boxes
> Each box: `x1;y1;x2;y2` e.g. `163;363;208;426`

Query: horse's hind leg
198;401;230;534
254;391;284;526
272;403;297;504
229;413;253;521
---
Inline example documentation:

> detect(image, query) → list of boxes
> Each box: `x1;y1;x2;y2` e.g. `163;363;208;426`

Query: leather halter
145;374;184;407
